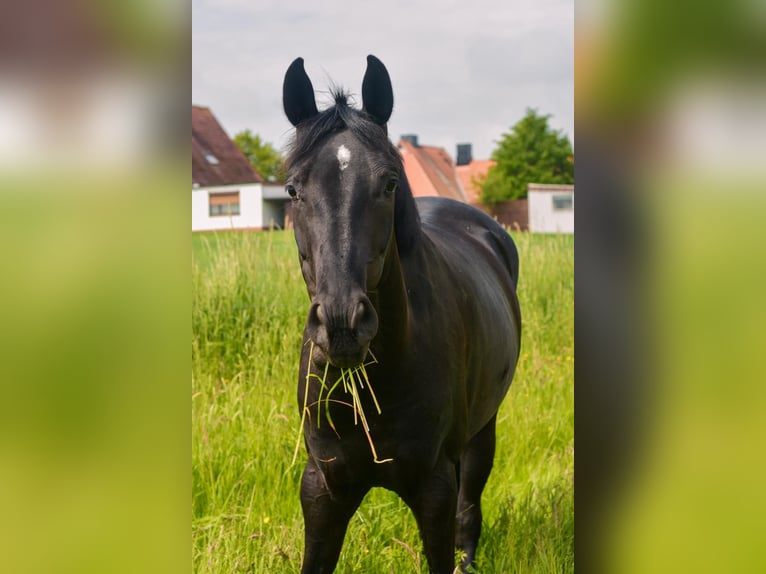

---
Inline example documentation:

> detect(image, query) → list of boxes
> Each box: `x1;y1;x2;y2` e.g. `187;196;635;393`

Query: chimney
401;134;419;147
456;143;472;166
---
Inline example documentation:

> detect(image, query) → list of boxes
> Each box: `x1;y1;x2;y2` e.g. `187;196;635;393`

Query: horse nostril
350;301;366;330
316;303;327;326
308;303;327;330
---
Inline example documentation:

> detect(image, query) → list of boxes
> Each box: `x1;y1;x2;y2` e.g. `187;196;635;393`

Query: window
209;191;240;216
552;194;573;210
204;152;219;165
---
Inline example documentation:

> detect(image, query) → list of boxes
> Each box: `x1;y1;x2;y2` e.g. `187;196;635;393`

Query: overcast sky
192;0;573;162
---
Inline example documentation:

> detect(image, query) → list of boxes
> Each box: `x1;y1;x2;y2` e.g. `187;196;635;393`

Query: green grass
192;230;573;573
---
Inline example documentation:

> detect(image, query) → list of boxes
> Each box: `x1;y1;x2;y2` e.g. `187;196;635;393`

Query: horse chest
306;401;451;486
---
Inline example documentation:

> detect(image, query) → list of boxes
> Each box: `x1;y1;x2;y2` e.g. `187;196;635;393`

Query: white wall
262;184;287;200
192;184;263;231
528;188;574;233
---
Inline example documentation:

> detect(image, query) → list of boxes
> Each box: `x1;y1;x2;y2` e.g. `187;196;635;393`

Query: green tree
233;130;285;182
479;109;573;203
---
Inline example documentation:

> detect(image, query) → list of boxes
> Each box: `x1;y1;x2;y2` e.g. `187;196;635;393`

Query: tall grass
192;230;573;573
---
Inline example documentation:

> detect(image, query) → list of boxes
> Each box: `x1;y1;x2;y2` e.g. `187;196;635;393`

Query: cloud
192;0;573;159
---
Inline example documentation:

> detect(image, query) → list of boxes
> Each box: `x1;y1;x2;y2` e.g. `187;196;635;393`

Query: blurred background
576;0;766;572
0;1;188;573
2;0;765;572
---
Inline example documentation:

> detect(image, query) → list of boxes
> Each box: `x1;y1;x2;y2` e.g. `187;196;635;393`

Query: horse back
416;196;519;296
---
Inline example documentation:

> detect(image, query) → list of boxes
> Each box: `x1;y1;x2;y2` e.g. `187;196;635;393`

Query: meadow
192;229;573;573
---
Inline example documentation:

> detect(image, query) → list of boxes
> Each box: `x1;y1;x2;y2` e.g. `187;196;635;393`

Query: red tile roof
192;105;263;187
398;139;468;202
455;159;496;204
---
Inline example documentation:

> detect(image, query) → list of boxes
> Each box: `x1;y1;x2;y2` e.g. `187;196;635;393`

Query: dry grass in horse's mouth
292;341;393;465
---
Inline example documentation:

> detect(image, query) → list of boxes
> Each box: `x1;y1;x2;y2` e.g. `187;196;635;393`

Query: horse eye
285;184;298;199
384;179;398;196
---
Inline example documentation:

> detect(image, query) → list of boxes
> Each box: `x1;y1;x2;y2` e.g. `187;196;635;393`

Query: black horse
283;55;521;574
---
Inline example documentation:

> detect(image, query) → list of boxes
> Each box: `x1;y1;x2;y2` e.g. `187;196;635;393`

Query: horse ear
283;57;319;127
362;55;393;125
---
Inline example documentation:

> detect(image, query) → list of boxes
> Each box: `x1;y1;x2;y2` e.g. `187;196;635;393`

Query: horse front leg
403;457;459;574
299;458;366;574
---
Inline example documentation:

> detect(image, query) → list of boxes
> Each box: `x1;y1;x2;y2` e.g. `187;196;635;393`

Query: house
527;183;574;233
454;143;529;230
192;105;288;231
454;143;496;204
397;135;468;202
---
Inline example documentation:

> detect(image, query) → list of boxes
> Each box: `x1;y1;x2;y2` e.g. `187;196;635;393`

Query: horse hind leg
455;414;497;572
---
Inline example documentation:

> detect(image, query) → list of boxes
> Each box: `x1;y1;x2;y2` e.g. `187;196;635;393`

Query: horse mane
286;90;421;256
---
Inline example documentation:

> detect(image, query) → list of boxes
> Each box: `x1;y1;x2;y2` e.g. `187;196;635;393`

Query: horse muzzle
306;293;378;369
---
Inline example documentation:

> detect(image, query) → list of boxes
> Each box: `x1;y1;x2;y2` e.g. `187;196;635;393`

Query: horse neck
368;171;420;365
392;173;421;257
368;229;411;365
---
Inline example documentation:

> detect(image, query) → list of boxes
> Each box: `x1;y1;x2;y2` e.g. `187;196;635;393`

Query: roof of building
192;105;263;187
527;183;575;193
398;139;468;203
455;159;496;204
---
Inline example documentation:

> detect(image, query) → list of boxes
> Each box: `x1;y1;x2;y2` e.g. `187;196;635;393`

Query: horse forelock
286;90;396;169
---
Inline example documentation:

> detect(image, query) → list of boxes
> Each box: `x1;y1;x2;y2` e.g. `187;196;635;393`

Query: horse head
283;55;402;369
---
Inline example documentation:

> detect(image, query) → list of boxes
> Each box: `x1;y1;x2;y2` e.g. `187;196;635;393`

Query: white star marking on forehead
337;144;351;171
